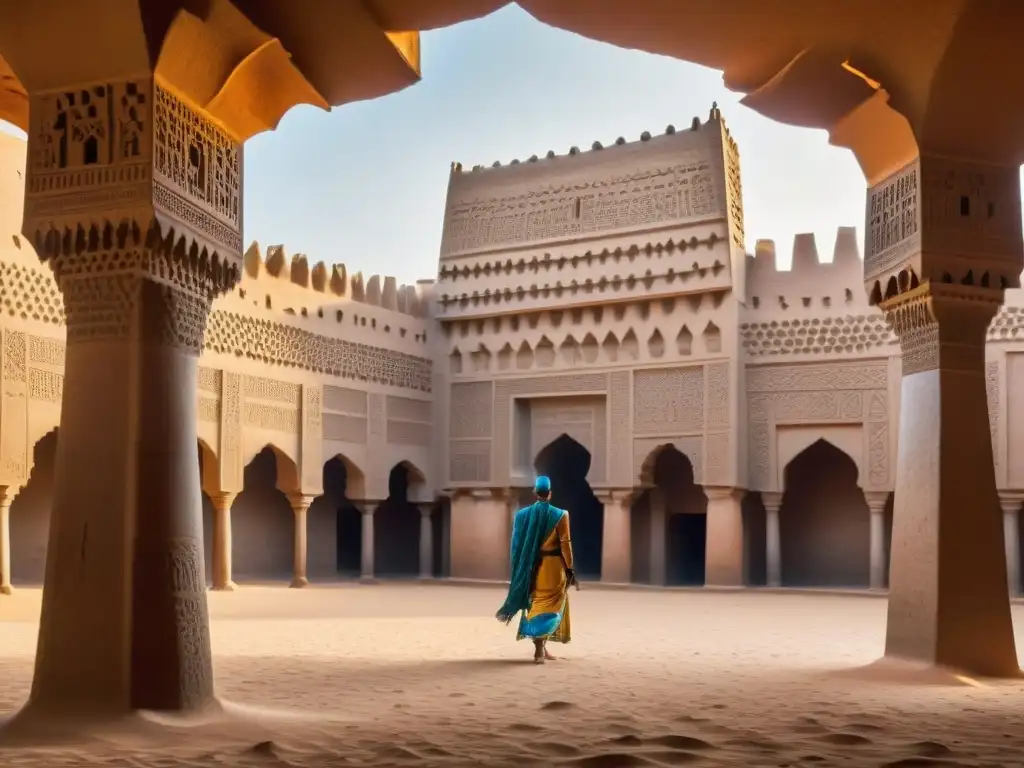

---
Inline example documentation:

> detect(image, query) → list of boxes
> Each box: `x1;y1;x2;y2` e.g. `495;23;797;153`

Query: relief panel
633;367;704;435
1;329;28;483
448;381;493;484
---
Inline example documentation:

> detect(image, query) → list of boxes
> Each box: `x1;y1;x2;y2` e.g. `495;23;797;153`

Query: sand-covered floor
1;584;1024;767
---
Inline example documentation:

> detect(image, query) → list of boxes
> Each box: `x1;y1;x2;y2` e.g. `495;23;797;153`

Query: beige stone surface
1;584;1023;766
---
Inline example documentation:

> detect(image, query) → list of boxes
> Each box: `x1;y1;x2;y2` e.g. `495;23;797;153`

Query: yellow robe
516;510;574;643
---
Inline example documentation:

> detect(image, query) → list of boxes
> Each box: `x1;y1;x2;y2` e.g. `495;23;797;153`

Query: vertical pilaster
763;491;782;587
209;492;237;591
288;494;314;588
864;491;888;591
597;490;632;584
703;486;745;587
419;503;434;580
999;492;1022;597
360;502;378;583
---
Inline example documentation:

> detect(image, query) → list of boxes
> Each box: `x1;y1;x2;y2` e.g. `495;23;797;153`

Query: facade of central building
2;105;1024;595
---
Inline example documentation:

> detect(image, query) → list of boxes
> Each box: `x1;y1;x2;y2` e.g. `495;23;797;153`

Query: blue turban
534;475;551;495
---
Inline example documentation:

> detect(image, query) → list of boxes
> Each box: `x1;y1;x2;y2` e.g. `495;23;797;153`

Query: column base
209;581;237;592
289;577;309;589
0;584;12;596
418;575;433;582
359;576;377;585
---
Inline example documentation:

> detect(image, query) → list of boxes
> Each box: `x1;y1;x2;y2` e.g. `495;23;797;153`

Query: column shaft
883;284;1016;675
361;504;377;583
704;487;745;587
289;496;313;588
599;491;632;584
864;492;888;591
419;504;433;580
999;495;1022;597
763;493;782;587
210;493;236;591
0;486;16;595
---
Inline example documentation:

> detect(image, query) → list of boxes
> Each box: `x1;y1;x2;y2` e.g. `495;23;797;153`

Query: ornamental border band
496;476;579;664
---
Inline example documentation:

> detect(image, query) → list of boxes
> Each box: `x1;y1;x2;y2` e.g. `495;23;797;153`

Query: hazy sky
3;5;872;284
241;5;870;285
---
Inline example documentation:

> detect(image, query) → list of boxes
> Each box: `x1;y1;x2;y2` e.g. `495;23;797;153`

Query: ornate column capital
998;492;1024;515
209;492;237;514
593;488;636;505
418;502;434;518
703;486;745;503
0;485;21;507
286;494;315;514
355;501;380;516
761;491;783;513
863;491;889;515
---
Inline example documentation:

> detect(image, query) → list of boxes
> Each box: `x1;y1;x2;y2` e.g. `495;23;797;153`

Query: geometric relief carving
323;385;368;414
28;335;66;368
2;329;28;481
197;366;221;394
704;431;729;486
608;371;631;487
198;396;219;422
205;311;432;393
244;375;300;405
243;402;299;434
634;435;703;486
323;413;367;444
387;395;432;447
28;368;63;403
746;362;887;392
987;360;1000;470
441;154;724;256
368;394;385;438
705;361;730;428
865;160;920;282
492;373;608;486
450;382;493;439
3;329;27;383
153;85;242;255
388;419;431;446
633;367;703;435
449;439;491;483
744;361;890;491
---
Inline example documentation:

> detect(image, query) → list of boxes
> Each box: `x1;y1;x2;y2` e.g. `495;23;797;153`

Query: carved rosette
22;77;243;353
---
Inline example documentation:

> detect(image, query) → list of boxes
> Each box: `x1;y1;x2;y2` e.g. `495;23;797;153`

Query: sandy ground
1;585;1024;767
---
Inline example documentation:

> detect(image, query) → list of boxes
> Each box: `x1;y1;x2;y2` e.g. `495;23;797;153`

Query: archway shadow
779;439;869;587
534;434;603;579
375;463;421;577
232;446;296;581
10;429;58;585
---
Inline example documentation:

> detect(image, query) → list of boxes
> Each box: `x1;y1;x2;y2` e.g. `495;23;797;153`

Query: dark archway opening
742;492;768;586
534;434;603;579
630;446;707;585
316;456;363;578
375;463;421;577
10;429;58;585
779;439;869;587
232;446;295;581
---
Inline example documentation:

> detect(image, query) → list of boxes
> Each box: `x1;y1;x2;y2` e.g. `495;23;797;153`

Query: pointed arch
326;453;367;500
636;441;697;487
197;438;221;496
241;442;299;494
9;427;58;585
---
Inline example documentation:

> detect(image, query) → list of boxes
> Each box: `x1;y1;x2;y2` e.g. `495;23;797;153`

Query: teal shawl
495;500;564;624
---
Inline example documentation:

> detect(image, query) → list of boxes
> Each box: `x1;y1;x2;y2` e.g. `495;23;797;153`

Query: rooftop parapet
241;242;429;318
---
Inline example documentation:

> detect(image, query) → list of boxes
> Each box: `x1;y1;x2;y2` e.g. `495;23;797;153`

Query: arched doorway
10;429;58;585
232;445;298;582
534;434;603;579
311;455;365;579
779;439;869;587
630;445;707;585
374;462;423;577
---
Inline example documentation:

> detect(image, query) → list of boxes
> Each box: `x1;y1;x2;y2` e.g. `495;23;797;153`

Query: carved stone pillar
704;487;745;587
360;503;378;583
864;492;888;591
15;77;242;715
998;492;1023;597
648;487;666;586
596;490;632;584
882;283;1015;675
418;502;434;580
288;495;314;588
209;493;237;592
762;492;782;588
0;486;19;596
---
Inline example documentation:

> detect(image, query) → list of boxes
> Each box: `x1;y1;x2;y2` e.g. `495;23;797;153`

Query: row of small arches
449;322;722;374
